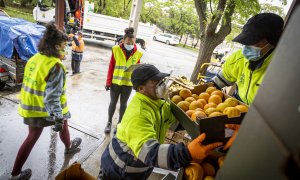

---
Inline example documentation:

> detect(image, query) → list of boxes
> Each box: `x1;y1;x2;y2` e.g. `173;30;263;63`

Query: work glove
52;119;64;132
188;133;222;162
223;124;240;150
105;85;110;91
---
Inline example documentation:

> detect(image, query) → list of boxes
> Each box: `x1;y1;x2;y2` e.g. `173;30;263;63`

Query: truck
33;0;156;49
0;16;45;90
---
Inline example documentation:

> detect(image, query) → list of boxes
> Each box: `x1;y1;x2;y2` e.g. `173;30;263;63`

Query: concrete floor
0;39;198;179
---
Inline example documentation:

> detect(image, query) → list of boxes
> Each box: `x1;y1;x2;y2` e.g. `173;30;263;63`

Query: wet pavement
0;39;198;179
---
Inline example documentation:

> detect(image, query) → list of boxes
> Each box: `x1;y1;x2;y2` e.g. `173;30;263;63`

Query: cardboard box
170;84;246;144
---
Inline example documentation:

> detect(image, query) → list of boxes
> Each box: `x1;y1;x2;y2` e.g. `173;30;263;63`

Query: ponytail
124;27;134;40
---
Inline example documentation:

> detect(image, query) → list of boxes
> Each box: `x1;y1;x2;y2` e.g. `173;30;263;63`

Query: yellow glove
223;124;240;150
188;133;222;162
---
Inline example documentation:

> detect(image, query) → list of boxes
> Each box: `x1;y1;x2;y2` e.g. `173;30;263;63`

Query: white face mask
155;76;173;100
124;44;134;51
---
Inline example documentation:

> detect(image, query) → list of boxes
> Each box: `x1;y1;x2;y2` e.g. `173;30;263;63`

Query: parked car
153;33;180;45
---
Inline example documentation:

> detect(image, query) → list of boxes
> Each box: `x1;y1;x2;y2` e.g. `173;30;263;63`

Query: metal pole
128;0;143;38
55;0;65;31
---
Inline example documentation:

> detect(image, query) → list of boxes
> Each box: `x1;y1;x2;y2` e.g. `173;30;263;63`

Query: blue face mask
124;44;134;51
242;45;262;61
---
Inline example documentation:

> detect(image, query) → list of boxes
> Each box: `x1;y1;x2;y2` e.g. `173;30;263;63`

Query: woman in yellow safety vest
104;27;143;134
10;23;82;180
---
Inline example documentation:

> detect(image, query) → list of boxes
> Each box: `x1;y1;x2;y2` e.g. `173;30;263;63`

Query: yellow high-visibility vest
221;49;273;105
112;45;142;86
18;53;69;118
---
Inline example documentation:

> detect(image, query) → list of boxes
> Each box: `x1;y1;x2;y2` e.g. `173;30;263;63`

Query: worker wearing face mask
212;13;284;105
104;27;143;134
98;64;222;179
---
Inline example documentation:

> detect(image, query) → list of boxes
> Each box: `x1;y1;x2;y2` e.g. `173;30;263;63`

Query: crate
170;84;247;145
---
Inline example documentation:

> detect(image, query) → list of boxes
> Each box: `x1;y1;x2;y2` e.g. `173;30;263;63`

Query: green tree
190;0;286;83
96;0;107;14
140;0;162;24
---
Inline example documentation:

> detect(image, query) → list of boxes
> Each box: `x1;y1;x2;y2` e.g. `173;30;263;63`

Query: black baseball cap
233;13;284;46
131;64;169;90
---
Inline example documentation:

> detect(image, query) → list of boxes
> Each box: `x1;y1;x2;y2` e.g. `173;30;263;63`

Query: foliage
3;7;34;22
190;0;286;82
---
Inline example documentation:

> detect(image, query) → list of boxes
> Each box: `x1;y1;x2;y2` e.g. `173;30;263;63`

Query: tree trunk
179;34;183;43
191;37;195;48
193;38;199;48
97;0;107;14
0;0;5;8
190;38;218;83
183;34;189;48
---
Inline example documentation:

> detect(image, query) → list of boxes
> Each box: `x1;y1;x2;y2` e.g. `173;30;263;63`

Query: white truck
33;0;156;47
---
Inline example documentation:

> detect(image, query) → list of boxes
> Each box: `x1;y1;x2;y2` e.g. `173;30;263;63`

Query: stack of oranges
171;87;248;121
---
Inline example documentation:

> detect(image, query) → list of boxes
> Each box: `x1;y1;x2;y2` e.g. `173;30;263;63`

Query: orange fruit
204;176;214;180
191;111;207;121
185;97;196;103
206;86;217;95
208;112;223;117
197;99;207;107
224;97;239;107
179;89;192;99
195;108;203;111
189;101;204;110
205;107;218;115
208;95;222;105
171;95;182;104
202;162;216;177
211;90;224;99
184;163;204;180
186;110;195;117
223;107;241;118
204;103;217;110
192;94;199;99
198;92;210;101
177;101;190;112
235;105;249;113
216;103;231;112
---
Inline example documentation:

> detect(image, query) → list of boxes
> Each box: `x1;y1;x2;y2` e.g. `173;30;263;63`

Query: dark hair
38;22;68;58
124;27;134;40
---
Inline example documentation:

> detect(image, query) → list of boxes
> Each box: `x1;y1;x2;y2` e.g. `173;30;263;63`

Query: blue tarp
0;16;45;61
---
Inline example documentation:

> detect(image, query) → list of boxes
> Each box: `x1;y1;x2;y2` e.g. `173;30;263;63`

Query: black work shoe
65;137;82;154
10;169;32;180
104;122;111;134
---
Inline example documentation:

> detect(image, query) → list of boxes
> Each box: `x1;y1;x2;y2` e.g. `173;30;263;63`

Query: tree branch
210;0;213;15
216;0;236;43
207;0;227;36
194;0;207;36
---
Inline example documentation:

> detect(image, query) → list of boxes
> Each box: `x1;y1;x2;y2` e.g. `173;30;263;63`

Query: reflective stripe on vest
18;53;69;118
112;45;142;86
109;141;150;173
22;84;66;96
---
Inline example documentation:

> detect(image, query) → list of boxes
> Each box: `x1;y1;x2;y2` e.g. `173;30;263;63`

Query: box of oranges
170;83;248;144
